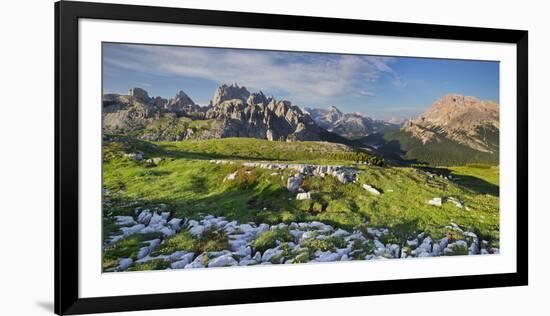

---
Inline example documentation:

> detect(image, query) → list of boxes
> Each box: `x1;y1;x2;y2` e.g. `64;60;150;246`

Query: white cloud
104;44;399;104
357;90;376;97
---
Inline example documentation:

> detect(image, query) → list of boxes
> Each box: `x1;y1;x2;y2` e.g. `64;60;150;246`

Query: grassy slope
383;129;499;166
103;136;500;248
158;137;359;163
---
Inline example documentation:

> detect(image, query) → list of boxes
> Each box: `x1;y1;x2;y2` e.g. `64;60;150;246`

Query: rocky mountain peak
413;94;499;129
165;90;200;115
212;83;250;106
403;94;499;152
327;105;343;114
128;87;150;103
205;87;320;142
247;91;268;105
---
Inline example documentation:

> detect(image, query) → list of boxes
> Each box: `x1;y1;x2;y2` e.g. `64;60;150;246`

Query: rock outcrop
102;87;206;133
205;84;322;141
103;84;324;142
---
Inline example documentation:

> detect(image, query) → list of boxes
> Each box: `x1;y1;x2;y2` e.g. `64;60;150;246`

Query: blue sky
103;43;499;120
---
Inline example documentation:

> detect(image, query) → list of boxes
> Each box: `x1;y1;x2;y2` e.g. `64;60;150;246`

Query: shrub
127;259;170;271
154;231;195;255
301;238;334;253
154;229;228;256
253;229;294;253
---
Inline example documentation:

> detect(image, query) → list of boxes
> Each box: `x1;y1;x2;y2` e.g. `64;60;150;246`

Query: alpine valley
102;83;500;272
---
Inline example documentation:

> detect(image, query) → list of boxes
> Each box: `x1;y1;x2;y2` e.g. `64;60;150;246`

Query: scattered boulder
362;184;381;196
261;248;282;262
443;240;468;256
185;262;205;269
428;197;442;206
120;224;145;236
168;218;183;230
286;174;303;193
224;171;238;181
124;151;144;161
114;216;136;226
296;192;311;200
118;258;133;271
447;197;464;208
106;213;497;270
137;209;153;225
316;251;341;262
189;225;206;237
171;253;196;269
208;254;239;267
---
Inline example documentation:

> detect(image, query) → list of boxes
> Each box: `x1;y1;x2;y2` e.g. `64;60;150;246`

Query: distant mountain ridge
304;105;399;139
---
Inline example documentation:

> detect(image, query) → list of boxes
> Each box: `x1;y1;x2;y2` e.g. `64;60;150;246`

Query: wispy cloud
357;90;376;97
103;44;399;104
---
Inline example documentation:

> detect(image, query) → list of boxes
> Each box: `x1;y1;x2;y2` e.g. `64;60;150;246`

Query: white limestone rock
428;197;442;206
224;171;238;181
168;218;183;230
137;209;153;225
189;225;206;237
317;251;341;262
114;216;136;226
261;248;282;262
171;253;196;269
362;184;381;195
184;262;204;269
121;224;145;236
286;174;303;193
208;254;239;267
118;258;133;271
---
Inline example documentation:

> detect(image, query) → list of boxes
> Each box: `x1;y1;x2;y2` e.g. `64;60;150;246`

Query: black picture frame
55;1;528;315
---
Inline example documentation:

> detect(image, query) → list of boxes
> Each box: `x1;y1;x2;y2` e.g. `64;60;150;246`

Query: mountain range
103;84;322;142
304;106;399;139
102;84;499;166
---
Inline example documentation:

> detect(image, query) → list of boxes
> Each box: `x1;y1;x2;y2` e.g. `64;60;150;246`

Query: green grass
126;259;170;271
450;164;499;186
157;137;379;164
152;229;229;256
252;229;294;253
103;136;500;264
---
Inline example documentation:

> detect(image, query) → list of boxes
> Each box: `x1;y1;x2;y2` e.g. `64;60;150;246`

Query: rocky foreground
105;207;499;272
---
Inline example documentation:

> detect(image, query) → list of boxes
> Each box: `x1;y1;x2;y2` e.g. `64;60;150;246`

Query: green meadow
103;135;499;259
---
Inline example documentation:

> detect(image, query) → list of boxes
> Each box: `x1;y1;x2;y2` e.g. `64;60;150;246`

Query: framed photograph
55;1;528;314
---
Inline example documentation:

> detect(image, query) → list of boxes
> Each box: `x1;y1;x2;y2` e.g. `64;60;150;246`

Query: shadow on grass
417;166;499;197
105;133;279;162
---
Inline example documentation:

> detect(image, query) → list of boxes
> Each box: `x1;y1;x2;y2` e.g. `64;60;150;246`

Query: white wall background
0;0;546;315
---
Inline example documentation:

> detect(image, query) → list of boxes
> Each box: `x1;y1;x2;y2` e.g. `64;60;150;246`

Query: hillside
102;136;500;271
378;94;499;166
